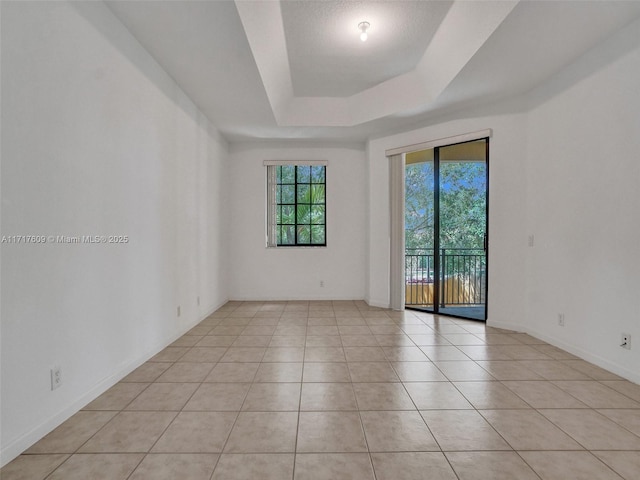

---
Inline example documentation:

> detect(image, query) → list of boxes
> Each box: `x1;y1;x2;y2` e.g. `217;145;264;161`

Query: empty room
1;0;639;479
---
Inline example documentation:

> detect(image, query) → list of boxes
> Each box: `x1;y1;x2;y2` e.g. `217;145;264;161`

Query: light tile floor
3;300;640;479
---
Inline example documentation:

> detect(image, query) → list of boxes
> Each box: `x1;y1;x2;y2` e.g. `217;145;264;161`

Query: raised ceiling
105;0;640;143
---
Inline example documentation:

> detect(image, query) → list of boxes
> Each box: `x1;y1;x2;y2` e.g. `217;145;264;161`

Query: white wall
524;16;640;382
366;115;528;328
227;144;367;301
0;1;228;465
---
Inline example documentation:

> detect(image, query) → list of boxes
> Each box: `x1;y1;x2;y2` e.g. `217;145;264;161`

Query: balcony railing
405;248;486;307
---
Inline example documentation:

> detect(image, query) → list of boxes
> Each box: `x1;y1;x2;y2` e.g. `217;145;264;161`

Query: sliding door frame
388;130;491;321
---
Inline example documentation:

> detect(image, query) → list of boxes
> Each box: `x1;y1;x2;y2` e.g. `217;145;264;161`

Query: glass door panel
405;139;488;321
405;149;435;312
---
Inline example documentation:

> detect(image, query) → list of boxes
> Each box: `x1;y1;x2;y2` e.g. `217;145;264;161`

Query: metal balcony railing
405;248;486;307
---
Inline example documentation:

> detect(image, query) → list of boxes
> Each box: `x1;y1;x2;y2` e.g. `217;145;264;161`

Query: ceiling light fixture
358;21;370;42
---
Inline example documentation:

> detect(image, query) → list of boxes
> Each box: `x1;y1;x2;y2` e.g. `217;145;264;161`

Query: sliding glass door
404;138;488;321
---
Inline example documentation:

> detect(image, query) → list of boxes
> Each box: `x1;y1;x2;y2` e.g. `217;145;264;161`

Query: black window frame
275;165;326;247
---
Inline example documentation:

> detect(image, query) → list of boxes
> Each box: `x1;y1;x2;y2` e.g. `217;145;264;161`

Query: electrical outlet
320;280;324;288
558;313;565;327
177;306;181;317
51;366;62;390
621;333;631;350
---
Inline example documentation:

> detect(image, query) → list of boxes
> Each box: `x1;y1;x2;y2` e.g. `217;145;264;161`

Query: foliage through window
267;164;326;246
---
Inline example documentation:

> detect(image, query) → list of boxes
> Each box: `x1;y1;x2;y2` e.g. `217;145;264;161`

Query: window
265;161;326;247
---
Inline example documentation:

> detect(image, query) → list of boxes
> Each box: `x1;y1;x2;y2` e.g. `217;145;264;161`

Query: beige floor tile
453;381;530;409
213;453;294;480
445;451;539;480
269;335;306;347
361;410;438;452
402;325;438;335
179;347;227;363
121;363;171;383
241;383;301;411
375;334;416;346
254;362;303;382
231;335;272;347
506;334;546;345
404;382;473;410
302;363;351;382
335;317;367;325
83;384;149;411
352;382;415;410
262;347;305;362
220;317;253;326
539;409;640;450
475;333;524;345
188;326;213;336
501;380;588;408
130;453;218;480
421;410;510;451
496;345;552;360
304;347;346;362
273;325;307;336
47;453;143;480
211;326;246;336
593;451;640;480
0;454;69;480
347;362;400;382
196;335;237;347
367;325;403;334
340;335;380;346
532;344;579;360
407;334;451;346
597;409;640;436
371;452;457;480
79;411;177;453
475;361;543;380
419;346;470;361
241;325;277;336
300;383;358;411
479;409;582;450
562;360;624;380
26;411;117;453
456;345;514;361
307;326;339;336
224;412;298;453
383;346;429;361
517;360;591;380
520;451;624;480
305;335;342;347
441;334;486;346
391;361;448;382
250;316;280;324
125;383;198;411
433;361;495;381
294;453;375;480
601;381;640;402
344;346;388;362
150;347;189;362
551;381;640;408
155;363;215;383
203;363;259;383
171;335;202;347
337;326;371;335
308;317;338;325
297;411;367;453
151;412;237;453
183;383;250;411
219;347;267;363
